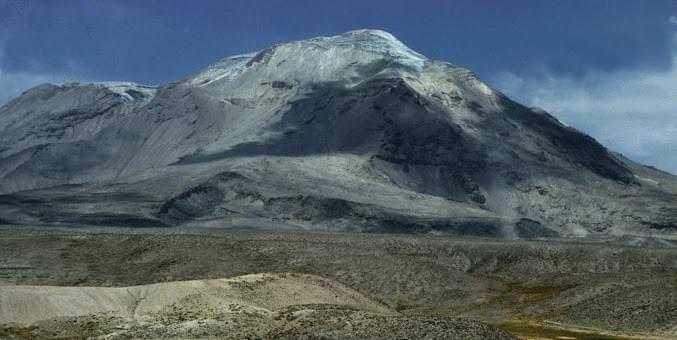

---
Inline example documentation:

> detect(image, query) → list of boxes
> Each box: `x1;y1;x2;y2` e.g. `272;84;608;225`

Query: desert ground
1;225;676;339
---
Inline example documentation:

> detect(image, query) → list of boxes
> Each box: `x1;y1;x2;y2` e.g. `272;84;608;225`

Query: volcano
1;30;675;238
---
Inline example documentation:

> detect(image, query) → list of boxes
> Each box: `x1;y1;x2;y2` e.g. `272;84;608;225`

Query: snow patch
82;82;157;102
188;53;257;86
634;174;660;185
315;29;427;71
475;81;495;96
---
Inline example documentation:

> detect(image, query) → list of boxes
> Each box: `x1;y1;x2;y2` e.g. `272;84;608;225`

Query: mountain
0;29;675;238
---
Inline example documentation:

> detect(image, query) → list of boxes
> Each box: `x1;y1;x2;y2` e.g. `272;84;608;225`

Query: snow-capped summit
309;29;427;69
188;29;427;87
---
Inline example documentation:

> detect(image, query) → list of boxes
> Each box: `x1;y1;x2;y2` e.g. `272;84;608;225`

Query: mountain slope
0;29;675;237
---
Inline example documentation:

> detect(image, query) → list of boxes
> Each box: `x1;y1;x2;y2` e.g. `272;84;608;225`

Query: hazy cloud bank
492;25;677;174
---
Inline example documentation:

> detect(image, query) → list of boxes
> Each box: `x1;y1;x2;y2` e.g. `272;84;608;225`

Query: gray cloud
670;16;677;25
491;47;677;175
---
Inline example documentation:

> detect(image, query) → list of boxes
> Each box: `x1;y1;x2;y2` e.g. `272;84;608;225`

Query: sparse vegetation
1;226;676;338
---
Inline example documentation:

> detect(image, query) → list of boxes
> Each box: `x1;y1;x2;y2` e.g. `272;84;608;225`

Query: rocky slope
0;29;675;237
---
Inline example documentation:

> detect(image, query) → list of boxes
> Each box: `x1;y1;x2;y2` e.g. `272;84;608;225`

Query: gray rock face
0;30;675;237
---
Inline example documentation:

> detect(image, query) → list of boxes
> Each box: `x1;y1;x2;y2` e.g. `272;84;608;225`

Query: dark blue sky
1;0;675;83
1;0;677;172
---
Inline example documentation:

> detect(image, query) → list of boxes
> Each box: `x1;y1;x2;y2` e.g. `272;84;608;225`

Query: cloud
671;16;677;25
491;48;677;175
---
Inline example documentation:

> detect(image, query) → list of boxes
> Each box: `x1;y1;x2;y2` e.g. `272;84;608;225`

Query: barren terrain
1;226;676;339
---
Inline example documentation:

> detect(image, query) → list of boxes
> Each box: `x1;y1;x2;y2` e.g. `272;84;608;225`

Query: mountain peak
311;29;426;66
188;29;427;86
337;28;398;39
